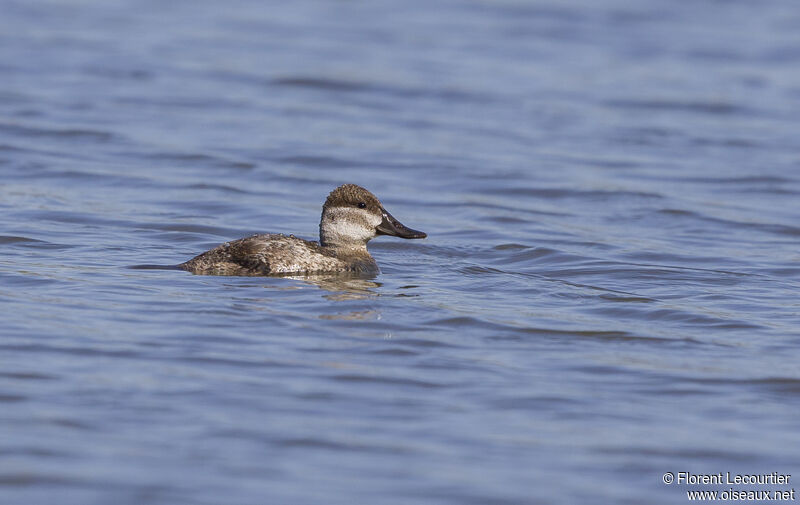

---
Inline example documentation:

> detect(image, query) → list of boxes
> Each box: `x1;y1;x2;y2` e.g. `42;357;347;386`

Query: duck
179;184;426;276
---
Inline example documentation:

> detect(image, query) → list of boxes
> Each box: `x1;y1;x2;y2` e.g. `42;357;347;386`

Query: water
2;0;800;503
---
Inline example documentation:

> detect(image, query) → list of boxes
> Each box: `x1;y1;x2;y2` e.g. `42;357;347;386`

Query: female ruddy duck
179;184;426;276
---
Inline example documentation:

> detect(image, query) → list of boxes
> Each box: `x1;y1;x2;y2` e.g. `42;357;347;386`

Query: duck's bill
376;208;427;239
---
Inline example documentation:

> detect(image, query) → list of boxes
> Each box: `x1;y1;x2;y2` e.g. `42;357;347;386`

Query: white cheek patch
368;211;382;228
325;207;377;243
329;219;371;241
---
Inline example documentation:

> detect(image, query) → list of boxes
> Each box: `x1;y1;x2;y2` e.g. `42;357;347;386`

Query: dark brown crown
324;184;382;213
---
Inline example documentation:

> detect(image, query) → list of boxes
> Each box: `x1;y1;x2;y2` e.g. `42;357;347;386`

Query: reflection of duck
288;274;382;300
179;184;426;276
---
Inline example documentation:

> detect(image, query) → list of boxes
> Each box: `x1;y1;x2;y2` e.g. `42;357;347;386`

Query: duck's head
319;184;427;249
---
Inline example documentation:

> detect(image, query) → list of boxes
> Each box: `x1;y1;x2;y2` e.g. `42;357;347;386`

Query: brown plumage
179;184;426;276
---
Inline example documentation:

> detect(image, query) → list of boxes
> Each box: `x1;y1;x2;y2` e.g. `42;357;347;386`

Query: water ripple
1;1;798;504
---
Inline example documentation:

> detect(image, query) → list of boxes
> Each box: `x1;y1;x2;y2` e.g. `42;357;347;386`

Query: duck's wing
178;234;271;275
180;234;342;276
238;234;345;274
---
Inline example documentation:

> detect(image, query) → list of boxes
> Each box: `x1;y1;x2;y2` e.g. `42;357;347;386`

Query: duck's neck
319;236;370;254
319;213;374;251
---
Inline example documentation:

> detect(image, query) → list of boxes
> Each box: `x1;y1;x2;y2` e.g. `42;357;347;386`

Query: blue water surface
1;1;800;504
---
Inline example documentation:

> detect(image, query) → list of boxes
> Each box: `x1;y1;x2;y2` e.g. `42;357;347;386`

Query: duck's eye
357;202;367;209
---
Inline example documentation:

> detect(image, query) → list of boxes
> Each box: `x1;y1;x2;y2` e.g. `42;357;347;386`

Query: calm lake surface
2;0;799;503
